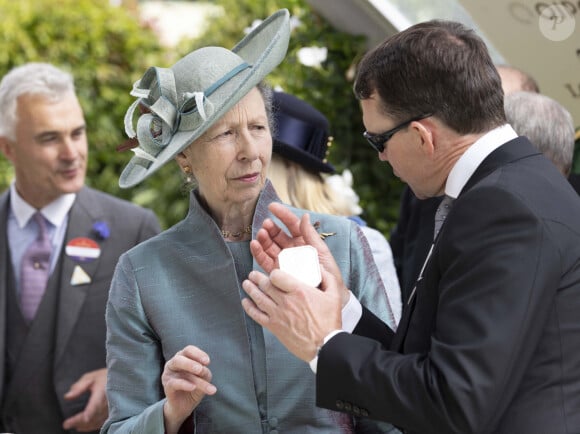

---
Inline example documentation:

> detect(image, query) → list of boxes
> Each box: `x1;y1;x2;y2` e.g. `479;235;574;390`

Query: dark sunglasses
363;113;432;153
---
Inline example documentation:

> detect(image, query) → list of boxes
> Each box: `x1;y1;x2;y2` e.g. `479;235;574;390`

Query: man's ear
0;136;14;162
412;120;435;156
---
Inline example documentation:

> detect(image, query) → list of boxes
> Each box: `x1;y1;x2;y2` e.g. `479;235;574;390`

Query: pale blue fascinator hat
119;9;291;188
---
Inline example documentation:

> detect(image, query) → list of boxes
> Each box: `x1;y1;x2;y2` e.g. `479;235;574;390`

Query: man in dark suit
0;62;160;433
390;64;545;301
569;129;580;195
241;20;580;433
570;173;580;195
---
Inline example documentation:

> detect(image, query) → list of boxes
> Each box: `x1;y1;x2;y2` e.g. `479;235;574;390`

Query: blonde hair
268;154;353;216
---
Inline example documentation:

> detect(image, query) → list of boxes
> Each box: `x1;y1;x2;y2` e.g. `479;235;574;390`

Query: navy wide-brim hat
119;9;291;188
272;91;335;174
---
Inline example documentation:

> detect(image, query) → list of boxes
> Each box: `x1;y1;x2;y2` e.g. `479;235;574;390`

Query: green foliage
1;0;577;236
0;0;188;229
186;0;405;235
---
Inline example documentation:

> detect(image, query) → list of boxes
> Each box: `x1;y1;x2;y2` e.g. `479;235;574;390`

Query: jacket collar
461;136;541;196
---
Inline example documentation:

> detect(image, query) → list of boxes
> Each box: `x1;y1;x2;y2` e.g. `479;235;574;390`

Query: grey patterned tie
408;195;455;305
434;195;454;240
20;212;52;322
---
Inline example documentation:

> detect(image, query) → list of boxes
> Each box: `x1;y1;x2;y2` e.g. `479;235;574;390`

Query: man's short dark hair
354;20;506;134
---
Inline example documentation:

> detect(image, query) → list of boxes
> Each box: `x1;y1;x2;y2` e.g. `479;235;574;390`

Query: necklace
221;225;252;239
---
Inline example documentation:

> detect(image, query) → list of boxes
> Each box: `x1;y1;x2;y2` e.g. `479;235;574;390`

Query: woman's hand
251;202;348;306
162;345;217;434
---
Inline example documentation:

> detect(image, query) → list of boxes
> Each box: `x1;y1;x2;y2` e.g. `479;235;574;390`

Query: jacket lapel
0;192;10;402
54;188;104;364
461;137;540;195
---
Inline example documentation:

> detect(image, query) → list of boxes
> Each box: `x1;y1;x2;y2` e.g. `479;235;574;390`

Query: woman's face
179;87;272;215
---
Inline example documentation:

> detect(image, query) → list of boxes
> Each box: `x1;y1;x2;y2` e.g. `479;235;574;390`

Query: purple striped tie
20;212;52;322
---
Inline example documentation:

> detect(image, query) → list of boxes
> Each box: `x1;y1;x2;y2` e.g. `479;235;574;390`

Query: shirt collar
445;124;518;198
10;182;76;228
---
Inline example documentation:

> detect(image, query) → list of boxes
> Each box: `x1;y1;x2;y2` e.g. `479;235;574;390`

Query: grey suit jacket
102;182;399;434
317;137;580;433
0;186;160;433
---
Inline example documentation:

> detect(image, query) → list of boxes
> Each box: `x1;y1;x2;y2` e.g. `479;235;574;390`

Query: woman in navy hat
268;91;402;324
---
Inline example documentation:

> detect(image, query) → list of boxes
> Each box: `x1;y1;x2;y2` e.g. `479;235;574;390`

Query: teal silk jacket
102;181;399;434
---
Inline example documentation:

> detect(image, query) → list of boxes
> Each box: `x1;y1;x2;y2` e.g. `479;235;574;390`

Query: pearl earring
183;166;193;183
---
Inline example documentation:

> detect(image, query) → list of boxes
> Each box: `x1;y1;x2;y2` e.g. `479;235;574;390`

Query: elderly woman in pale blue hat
102;9;399;434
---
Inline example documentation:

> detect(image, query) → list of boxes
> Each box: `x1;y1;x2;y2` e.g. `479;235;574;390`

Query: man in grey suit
0;62;160;433
241;20;580;433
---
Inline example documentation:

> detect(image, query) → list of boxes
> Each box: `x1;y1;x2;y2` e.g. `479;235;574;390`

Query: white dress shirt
8;183;75;292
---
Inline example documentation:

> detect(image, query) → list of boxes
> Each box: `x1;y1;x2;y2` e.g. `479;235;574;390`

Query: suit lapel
0;192;10;402
1;191;61;406
391;298;414;351
54;188;104;364
461;137;540;195
392;242;435;352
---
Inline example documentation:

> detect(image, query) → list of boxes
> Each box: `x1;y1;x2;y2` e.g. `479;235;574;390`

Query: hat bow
123;62;250;163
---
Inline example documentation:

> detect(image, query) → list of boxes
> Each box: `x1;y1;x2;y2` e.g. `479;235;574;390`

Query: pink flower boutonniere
92;221;110;241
